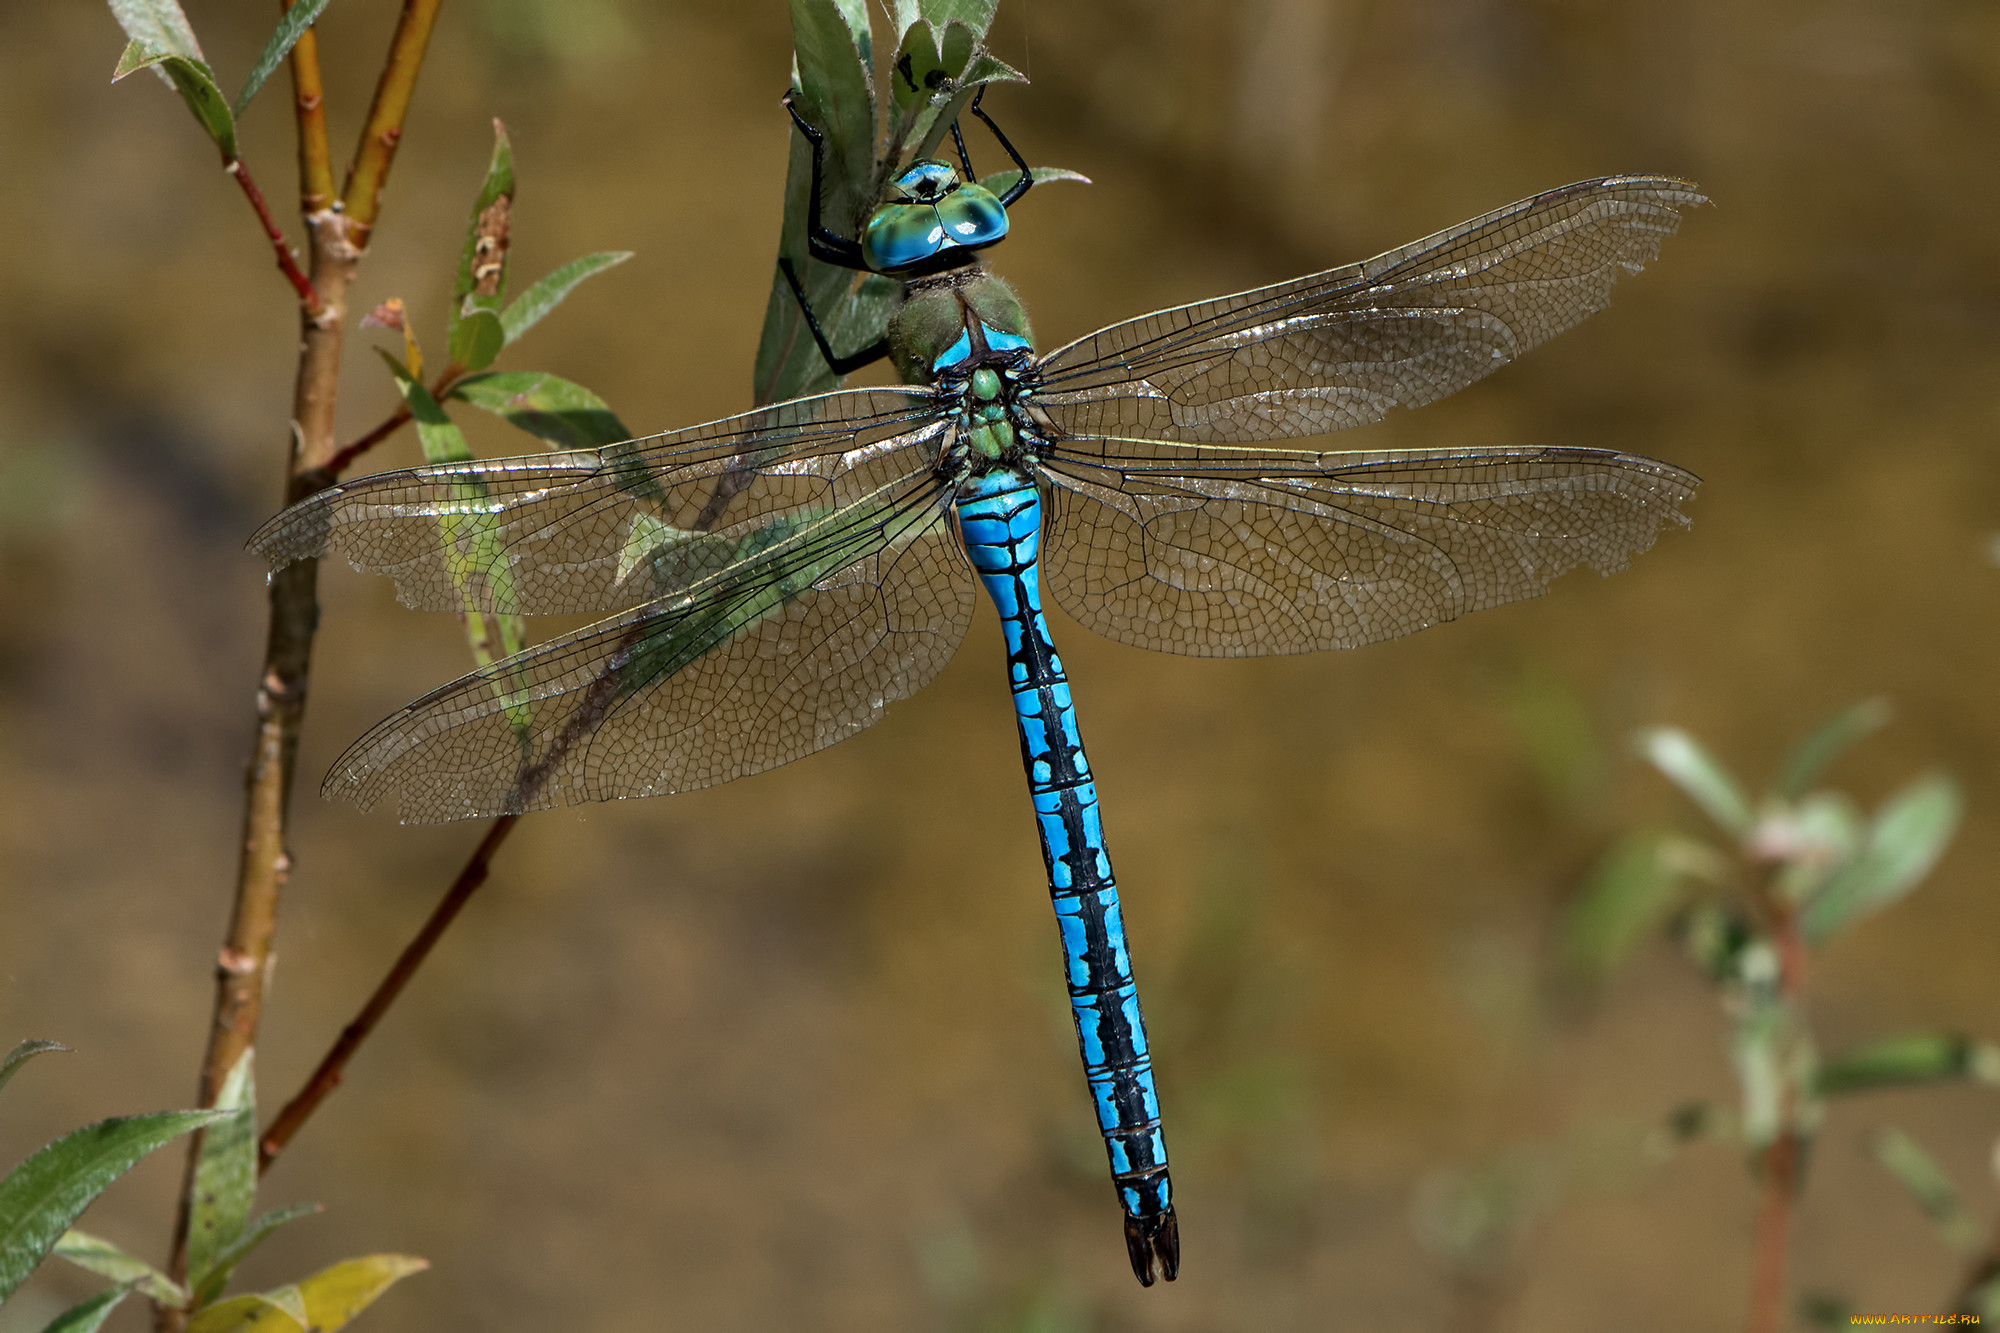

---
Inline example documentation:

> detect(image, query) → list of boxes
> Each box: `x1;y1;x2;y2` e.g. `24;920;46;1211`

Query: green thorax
886;267;1034;386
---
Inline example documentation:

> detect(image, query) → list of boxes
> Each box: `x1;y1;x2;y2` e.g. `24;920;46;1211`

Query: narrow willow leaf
379;356;533;742
188;1202;322;1310
1635;727;1754;838
184;1290;305;1333
1799;773;1962;944
447;371;632;451
977;166;1089;198
1560;831;1716;979
1816;1033;1999;1096
185;1050;256;1295
231;0;333;117
294;1255;429;1330
110;42;237;159
448;122;515;348
1773;698;1892;800
789;0;875;200
1869;1127;1981;1253
56;1229;186;1307
0;1041;67;1096
446;309;505;373
106;0;203;60
499;251;633;346
38;1286;132;1333
0;1109;228;1301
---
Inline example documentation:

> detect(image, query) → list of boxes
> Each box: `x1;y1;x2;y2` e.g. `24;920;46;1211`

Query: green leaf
1799;773;1961;944
1635;726;1754;838
1816;1033;2000;1097
0;1040;68;1096
922;0;998;32
499;251;633;346
1773;698;1892;800
294;1255;428;1330
378;355;533;736
38;1286;133;1333
55;1229;187;1307
185;1049;256;1295
889;21;946;116
447;371;633;451
106;0;204;61
185;1289;305;1333
789;0;875;212
446;309;506;373
110;41;237;159
231;0;333;118
1560;831;1725;979
189;1202;322;1310
0;1109;228;1301
976;166;1090;198
449;121;516;350
1869;1127;1981;1253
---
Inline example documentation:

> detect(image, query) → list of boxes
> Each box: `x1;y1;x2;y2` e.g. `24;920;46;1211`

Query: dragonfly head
862;159;1010;275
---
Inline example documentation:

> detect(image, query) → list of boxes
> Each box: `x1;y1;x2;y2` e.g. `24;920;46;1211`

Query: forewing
249;388;944;615
1035;444;1698;657
1029;177;1703;448
327;470;971;823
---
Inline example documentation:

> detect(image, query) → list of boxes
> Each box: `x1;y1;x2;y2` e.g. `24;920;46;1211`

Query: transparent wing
1028;177;1703;449
250;387;944;615
1034;444;1697;657
327;468;972;823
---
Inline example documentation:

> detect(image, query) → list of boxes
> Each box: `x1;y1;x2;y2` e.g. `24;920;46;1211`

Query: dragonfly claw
1124;1209;1180;1286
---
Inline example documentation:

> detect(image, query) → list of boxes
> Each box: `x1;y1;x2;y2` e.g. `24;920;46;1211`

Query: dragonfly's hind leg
777;258;890;376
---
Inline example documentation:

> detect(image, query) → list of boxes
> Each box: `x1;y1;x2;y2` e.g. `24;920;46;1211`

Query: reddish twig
1745;1129;1797;1333
258;815;519;1172
226;157;321;315
322;361;468;478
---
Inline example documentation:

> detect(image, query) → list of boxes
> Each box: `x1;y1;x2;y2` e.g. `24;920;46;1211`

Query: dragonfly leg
777;257;890;376
781;91;868;271
950;116;976;180
966;88;1034;208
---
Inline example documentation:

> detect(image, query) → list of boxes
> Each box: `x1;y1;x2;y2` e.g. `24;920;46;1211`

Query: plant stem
1746;1129;1797;1333
258;816;520;1172
226;157;321;315
157;4;442;1327
1744;901;1807;1333
319;362;467;480
343;0;443;249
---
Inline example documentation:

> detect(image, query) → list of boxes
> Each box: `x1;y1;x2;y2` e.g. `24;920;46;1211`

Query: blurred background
2;0;1997;1328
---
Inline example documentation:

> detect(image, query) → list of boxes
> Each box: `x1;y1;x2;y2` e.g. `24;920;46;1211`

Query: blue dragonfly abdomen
956;467;1177;1280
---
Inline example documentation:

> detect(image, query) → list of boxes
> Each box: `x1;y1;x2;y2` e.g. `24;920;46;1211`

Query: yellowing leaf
296;1254;429;1329
184;1289;305;1333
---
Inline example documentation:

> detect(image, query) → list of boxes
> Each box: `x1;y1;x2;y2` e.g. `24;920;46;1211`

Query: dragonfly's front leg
956;470;1180;1287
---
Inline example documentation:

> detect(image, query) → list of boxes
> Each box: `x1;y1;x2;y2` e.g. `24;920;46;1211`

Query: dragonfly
252;92;1704;1286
